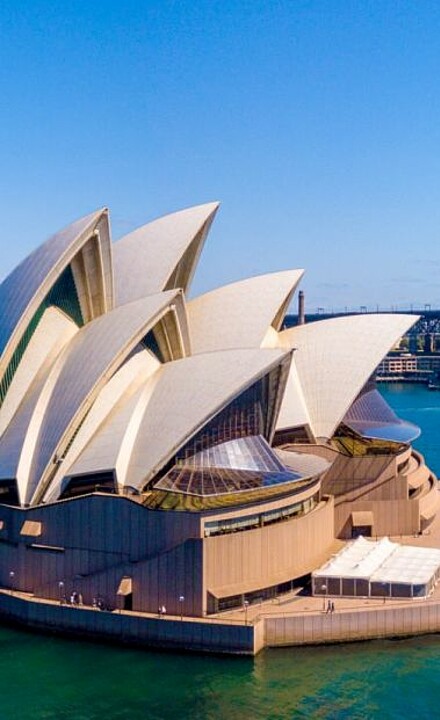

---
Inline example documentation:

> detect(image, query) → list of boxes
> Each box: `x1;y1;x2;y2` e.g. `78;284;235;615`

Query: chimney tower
298;290;305;325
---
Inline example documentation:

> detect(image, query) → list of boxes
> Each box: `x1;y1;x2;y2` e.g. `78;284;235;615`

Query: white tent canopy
312;536;440;599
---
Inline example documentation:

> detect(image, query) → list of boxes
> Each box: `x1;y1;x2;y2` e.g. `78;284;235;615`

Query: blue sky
1;0;440;312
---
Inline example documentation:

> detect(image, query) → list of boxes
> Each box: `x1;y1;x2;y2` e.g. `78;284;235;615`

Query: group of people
92;597;108;611
59;591;112;611
60;590;83;606
325;600;336;614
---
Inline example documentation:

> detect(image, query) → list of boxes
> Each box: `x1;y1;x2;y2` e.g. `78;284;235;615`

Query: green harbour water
1;383;440;720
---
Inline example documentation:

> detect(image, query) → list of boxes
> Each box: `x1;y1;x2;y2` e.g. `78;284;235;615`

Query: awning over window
117;576;133;596
20;520;42;537
351;511;374;527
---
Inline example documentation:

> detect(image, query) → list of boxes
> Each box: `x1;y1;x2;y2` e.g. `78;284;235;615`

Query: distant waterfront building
377;353;440;381
0;203;437;628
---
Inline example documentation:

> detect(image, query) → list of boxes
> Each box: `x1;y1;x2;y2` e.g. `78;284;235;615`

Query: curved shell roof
45;351;160;502
188;269;303;354
25;291;184;503
0;201;421;507
0;307;78;439
278;313;418;439
113;202;219;305
61;347;291;495
275;356;312;432
0;209;111;375
125;347;291;491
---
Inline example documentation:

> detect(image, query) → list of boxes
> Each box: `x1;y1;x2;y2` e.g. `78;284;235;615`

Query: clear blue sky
1;0;440;312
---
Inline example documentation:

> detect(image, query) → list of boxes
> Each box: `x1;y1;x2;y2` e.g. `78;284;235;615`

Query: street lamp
321;584;327;612
9;571;15;596
243;599;249;625
179;595;185;621
58;581;65;604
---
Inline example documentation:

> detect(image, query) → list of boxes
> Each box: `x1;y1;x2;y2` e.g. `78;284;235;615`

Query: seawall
3;590;440;654
0;590;261;656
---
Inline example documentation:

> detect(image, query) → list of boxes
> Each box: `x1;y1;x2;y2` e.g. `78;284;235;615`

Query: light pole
9;571;15;596
179;595;185;621
321;584;327;612
58;580;65;604
243;599;249;625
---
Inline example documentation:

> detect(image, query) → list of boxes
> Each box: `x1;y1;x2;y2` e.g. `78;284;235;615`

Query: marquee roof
313;536;440;586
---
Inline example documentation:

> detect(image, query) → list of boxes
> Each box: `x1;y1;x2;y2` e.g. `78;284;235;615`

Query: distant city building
377;353;440;381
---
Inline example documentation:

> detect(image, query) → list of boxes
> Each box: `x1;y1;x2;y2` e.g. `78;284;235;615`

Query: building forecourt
0;202;438;653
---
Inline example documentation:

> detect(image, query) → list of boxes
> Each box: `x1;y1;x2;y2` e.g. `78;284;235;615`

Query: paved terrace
219;496;440;624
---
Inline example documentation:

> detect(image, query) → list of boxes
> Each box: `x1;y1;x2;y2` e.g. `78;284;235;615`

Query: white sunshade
313;536;440;586
374;545;440;585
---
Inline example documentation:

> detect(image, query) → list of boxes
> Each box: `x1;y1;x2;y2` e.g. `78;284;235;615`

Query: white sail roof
278;314;418;439
113;202;219;305
188;269;303;354
0;307;78;439
44;350;161;502
0;201;424;507
124;347;290;491
275;357;312;433
0;209;112;378
26;290;185;503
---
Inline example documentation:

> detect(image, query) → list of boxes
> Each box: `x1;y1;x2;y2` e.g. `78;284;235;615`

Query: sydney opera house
0;202;438;621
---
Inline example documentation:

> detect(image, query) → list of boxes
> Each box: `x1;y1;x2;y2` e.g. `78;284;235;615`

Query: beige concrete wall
0;491;336;620
134;538;204;617
264;602;440;647
0;494;203;612
328;449;436;538
204;497;335;602
312;446;425;538
419;476;440;525
334;497;420;538
322;454;399;498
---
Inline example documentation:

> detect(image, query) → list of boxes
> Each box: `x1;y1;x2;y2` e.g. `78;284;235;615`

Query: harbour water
380;382;440;476
1;383;439;720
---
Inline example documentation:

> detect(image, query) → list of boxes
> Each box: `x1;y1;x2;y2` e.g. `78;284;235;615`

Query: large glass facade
59;470;116;499
145;360;302;508
204;491;318;536
155;463;300;497
141;328;165;363
155;435;301;496
0;478;19;506
343;386;420;443
0;265;83;405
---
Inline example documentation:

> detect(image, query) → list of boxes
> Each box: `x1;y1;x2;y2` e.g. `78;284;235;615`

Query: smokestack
298;290;305;325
